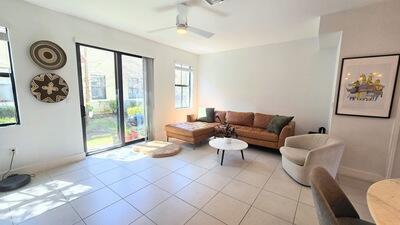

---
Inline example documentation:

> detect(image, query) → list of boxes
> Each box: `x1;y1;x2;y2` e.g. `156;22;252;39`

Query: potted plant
215;115;237;144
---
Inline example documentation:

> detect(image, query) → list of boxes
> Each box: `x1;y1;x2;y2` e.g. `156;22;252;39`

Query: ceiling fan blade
147;26;176;33
187;26;214;38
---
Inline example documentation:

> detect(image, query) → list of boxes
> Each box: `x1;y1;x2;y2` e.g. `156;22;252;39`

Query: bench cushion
165;122;217;137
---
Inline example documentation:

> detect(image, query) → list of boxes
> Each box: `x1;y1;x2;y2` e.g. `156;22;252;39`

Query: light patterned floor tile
157;158;188;171
253;190;297;222
137;166;171;183
61;177;105;201
95;167;134;185
18;204;80;225
203;193;250;225
185;211;225;225
9;191;68;224
123;158;155;173
264;175;301;201
108;175;149;197
146;196;197;225
125;185;171;213
1;144;375;225
221;179;261;204
176;182;217;208
70;187;121;218
86;161;119;175
175;164;208;180
51;168;93;183
299;187;314;206
84;200;141;225
129;216;156;225
241;207;291;225
196;172;231;191
154;173;192;194
294;203;319;225
235;169;270;188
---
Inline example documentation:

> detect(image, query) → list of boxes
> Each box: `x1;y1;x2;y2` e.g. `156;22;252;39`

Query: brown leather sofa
165;111;295;150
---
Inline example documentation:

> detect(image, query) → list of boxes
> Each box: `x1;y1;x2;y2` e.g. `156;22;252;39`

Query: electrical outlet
9;148;16;154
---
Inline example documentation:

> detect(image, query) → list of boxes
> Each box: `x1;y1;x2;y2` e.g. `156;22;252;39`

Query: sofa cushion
234;125;278;142
267;115;294;134
280;146;309;166
253;113;273;129
165;122;217;137
215;111;226;123
226;111;254;126
198;108;215;123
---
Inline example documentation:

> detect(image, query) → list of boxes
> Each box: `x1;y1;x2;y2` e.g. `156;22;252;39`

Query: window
128;77;140;99
90;74;107;100
0;26;19;126
175;64;193;108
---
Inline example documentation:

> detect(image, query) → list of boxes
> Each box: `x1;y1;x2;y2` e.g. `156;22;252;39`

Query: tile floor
0;141;374;225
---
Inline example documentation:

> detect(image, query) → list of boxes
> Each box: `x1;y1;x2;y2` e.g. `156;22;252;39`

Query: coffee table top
209;138;248;151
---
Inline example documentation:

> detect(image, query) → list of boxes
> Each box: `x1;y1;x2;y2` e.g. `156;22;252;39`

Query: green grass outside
0;117;16;124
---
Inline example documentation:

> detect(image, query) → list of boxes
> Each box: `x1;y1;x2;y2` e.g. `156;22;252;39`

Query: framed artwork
336;54;400;118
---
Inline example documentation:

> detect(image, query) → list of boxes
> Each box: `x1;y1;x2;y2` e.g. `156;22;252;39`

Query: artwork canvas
336;54;400;118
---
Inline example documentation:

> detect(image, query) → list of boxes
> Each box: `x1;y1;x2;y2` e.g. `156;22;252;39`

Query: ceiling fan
148;3;215;38
155;0;228;17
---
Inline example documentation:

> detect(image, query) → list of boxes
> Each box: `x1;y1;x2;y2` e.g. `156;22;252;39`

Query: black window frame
175;64;193;109
0;26;20;127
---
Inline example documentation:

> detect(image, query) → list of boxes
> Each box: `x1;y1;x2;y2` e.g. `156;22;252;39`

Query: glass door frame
76;43;147;155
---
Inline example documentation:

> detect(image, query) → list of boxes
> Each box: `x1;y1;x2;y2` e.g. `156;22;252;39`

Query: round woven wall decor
30;73;69;103
30;40;67;70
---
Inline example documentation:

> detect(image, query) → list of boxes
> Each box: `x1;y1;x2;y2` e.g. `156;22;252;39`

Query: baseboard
1;152;86;175
338;166;384;183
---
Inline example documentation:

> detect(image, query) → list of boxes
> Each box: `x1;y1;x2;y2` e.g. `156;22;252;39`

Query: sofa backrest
226;111;254;126
253;113;273;129
214;111;227;123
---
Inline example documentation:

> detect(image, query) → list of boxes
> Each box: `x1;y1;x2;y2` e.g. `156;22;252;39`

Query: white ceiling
24;0;385;54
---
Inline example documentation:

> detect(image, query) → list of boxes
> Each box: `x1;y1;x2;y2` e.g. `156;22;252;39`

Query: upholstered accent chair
310;167;375;225
280;134;344;186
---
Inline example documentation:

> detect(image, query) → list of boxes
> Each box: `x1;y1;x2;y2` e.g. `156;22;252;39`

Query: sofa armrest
187;114;196;122
279;121;295;148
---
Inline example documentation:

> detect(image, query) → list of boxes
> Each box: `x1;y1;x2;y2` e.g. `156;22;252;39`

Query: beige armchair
279;134;344;186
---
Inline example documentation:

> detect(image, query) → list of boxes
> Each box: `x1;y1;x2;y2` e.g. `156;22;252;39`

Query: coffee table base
217;149;245;165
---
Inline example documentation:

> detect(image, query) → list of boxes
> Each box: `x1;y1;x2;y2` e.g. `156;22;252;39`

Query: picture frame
336;54;400;118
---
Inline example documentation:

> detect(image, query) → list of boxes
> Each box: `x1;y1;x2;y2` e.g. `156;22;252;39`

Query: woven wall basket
30;73;69;103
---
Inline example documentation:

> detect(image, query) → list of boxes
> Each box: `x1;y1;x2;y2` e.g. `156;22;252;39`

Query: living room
0;0;399;225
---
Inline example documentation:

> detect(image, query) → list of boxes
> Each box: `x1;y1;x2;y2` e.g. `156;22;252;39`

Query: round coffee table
209;138;248;165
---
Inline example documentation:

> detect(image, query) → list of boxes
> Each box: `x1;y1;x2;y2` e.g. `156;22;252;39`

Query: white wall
320;0;400;180
198;37;339;134
0;0;198;173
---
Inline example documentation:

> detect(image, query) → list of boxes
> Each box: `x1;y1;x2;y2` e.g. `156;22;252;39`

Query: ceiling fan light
177;26;187;34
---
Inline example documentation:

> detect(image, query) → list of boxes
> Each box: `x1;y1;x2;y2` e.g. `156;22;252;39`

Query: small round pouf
133;141;181;158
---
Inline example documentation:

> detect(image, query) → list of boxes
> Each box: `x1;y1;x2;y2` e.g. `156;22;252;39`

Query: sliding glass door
77;44;146;154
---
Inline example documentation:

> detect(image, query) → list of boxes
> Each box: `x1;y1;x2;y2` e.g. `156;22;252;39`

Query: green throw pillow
198;108;215;123
266;115;294;134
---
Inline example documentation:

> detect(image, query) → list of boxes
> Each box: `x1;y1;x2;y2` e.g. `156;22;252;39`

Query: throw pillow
205;108;215;122
266;115;294;134
198;108;215;123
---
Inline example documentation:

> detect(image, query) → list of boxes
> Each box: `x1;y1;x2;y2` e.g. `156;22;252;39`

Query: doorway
76;43;147;155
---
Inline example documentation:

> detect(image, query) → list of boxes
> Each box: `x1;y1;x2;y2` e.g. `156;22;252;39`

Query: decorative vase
224;137;232;144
